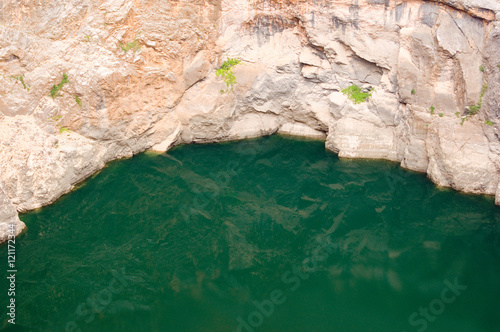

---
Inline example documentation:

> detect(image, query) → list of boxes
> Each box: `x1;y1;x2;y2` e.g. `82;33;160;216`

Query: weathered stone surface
278;122;326;139
183;51;211;88
0;182;25;243
426;120;498;194
299;48;323;67
1;0;500;242
437;13;468;56
327;117;398;161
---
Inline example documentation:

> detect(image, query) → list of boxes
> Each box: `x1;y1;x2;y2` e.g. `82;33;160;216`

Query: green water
1;135;500;332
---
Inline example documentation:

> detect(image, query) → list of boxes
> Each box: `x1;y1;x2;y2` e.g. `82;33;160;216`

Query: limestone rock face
1;0;500;241
0;182;25;243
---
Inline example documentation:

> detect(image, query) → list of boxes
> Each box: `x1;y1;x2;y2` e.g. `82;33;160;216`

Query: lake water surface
1;135;499;331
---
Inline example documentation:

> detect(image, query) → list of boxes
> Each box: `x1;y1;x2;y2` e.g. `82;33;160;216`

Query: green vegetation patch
59;126;70;133
75;95;82;107
120;40;140;53
120;33;141;53
50;73;69;99
216;57;241;94
341;84;374;104
469;104;480;115
9;74;30;91
481;83;488;97
468;83;488;115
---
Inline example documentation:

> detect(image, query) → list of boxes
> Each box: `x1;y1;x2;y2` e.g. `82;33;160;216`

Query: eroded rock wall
1;0;499;240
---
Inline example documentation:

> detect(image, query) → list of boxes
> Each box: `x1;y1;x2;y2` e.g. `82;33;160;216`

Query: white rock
278;122;326;139
0;182;25;243
299;48;322;67
183;51;210;88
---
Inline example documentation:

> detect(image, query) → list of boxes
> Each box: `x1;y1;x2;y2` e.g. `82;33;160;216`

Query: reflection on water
1;135;499;332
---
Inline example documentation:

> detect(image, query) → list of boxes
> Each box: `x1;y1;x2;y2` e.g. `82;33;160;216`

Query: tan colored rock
278;122;326;139
327;118;398;161
183;51;211;88
299;48;322;67
426;120;498;195
0;182;25;243
437;13;468;56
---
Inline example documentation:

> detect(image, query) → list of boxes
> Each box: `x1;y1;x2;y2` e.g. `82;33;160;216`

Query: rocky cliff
1;0;499;241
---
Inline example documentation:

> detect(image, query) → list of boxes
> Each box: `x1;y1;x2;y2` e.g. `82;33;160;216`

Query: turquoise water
1;135;500;332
